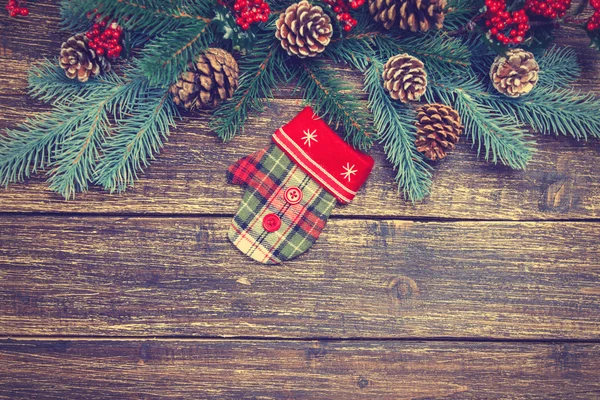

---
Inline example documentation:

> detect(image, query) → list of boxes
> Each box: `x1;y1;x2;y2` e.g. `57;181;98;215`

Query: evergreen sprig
429;75;535;169
365;60;432;201
210;29;288;141
298;59;374;150
137;20;214;87
95;90;177;193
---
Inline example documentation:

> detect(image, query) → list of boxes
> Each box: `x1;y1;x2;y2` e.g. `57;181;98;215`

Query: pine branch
86;0;213;36
429;75;535;169
365;60;432;201
28;59;122;105
443;0;482;31
95;90;177;193
536;45;580;88
486;86;600;140
298;60;373;150
210;33;286;141
137;21;214;87
372;33;471;75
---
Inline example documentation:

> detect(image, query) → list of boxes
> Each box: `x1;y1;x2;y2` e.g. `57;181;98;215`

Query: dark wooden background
1;2;600;398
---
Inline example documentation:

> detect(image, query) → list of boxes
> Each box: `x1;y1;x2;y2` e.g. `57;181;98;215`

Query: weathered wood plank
1;216;598;338
1;339;599;399
1;3;600;218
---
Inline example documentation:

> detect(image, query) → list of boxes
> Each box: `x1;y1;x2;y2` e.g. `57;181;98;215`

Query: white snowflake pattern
340;163;358;182
302;129;318;147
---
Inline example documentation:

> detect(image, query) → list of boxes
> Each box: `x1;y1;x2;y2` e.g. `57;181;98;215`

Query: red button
262;213;281;232
284;186;303;205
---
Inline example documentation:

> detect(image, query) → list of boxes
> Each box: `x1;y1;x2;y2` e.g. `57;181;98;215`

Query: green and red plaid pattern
227;144;336;264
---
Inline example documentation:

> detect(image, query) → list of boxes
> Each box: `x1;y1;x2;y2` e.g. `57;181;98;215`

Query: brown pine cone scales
59;33;111;82
368;0;447;32
170;48;239;110
490;49;539;98
383;53;427;103
415;103;463;161
275;0;333;58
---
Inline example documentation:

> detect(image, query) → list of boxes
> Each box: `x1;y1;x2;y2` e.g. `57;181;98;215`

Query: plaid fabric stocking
227;107;374;264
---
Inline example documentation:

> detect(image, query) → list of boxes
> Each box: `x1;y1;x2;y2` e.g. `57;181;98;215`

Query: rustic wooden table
1;2;600;399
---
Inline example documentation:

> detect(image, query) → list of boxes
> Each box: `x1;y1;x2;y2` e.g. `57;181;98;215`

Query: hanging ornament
382;53;428;103
275;0;333;58
415;103;463;161
170;48;239;110
490;49;539;97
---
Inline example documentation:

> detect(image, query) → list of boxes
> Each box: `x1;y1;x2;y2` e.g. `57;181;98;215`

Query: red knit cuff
272;107;374;204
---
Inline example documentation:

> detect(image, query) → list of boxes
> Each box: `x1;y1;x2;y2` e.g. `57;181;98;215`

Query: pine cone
415;103;463;161
383;53;427;103
490;49;539;98
59;33;110;82
170;48;239;110
275;0;333;58
368;0;447;31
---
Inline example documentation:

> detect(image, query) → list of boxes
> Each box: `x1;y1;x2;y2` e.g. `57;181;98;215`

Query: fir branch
298;60;373;150
443;0;482;32
137;21;214;87
45;76;153;199
486;86;600;140
365;60;432;201
95;90;177;193
0;112;80;188
429;75;535;169
372;33;471;75
211;34;285;141
536;45;580;88
28;59;122;105
87;0;213;36
59;0;96;31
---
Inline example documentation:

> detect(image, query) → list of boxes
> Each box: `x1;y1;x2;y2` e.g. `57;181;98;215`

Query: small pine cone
382;53;427;103
275;0;333;58
490;49;539;98
170;48;239;110
59;33;111;82
368;0;447;32
415;103;463;161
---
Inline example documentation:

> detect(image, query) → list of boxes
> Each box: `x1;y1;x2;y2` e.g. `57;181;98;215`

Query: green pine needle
211;30;287;141
430;75;535;169
365;60;432;202
137;21;214;87
95;90;177;193
298;60;374;150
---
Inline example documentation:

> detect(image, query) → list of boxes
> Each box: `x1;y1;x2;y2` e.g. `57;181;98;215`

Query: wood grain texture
1;216;599;338
1;339;600;399
1;4;600;219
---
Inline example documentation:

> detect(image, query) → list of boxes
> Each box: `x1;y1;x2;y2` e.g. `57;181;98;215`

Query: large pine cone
275;0;333;58
170;48;239;110
383;53;427;103
415;103;463;161
369;0;447;31
490;49;539;98
59;33;110;82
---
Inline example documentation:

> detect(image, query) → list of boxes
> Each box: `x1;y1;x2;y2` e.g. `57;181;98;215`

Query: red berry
96;47;105;56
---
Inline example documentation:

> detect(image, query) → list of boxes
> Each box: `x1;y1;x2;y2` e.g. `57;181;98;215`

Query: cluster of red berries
84;15;124;60
233;0;271;30
323;0;364;31
484;0;530;45
587;0;600;31
5;0;28;17
525;0;571;19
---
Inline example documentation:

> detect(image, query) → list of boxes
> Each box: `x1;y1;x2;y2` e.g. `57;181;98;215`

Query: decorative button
284;186;303;205
263;213;281;232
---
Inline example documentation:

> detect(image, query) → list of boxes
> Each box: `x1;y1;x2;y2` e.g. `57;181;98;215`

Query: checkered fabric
227;144;337;264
